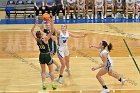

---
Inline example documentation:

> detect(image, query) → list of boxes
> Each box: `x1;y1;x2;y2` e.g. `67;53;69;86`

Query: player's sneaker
65;69;71;76
121;78;126;85
100;88;110;93
52;83;57;90
42;83;47;90
57;77;63;84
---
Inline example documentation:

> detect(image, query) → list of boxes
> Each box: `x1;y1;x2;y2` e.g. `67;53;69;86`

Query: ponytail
107;43;113;52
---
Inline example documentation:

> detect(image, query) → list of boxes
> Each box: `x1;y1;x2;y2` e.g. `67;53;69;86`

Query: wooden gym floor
0;23;140;93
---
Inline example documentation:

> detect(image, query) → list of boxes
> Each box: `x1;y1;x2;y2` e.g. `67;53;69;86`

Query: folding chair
15;0;26;18
25;0;35;18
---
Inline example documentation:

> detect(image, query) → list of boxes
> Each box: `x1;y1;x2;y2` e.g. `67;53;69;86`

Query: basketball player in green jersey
40;21;60;72
31;19;56;90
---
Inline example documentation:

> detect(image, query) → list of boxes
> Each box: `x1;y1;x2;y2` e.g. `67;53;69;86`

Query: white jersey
57;31;69;58
100;49;113;70
58;31;69;47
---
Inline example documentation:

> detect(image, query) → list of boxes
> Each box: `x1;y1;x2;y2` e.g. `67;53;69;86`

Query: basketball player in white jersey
125;0;136;19
90;40;126;93
55;24;87;84
94;0;104;19
104;0;115;18
136;0;140;19
66;0;77;19
77;0;86;19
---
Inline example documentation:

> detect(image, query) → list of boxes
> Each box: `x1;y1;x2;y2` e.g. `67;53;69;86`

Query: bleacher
0;0;136;19
1;0;35;19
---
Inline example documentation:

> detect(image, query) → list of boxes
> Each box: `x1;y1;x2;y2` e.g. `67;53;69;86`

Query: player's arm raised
44;18;55;42
31;23;37;40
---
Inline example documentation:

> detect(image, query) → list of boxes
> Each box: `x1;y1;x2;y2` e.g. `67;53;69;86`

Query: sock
103;85;108;89
118;78;122;82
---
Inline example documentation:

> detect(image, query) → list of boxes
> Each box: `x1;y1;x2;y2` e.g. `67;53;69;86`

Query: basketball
42;13;51;21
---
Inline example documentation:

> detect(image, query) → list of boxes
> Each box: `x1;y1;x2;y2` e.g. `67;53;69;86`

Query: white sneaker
132;14;135;19
65;69;71;76
67;15;70;19
63;16;66;19
78;16;80;19
111;14;114;18
114;14;116;19
56;16;59;19
57;77;63;84
95;14;97;19
126;15;128;19
123;14;125;18
86;15;90;19
101;88;110;93
73;15;76;19
101;14;104;19
104;14;106;18
136;15;139;19
121;78;126;85
91;14;94;19
83;17;85;19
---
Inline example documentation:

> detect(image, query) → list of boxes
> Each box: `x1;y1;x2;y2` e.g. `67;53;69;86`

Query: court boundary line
0;89;140;93
123;39;140;74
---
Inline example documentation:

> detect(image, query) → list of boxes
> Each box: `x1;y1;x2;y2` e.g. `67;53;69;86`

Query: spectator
114;0;125;18
85;0;94;19
95;0;104;19
135;0;140;19
125;0;135;19
34;0;45;22
43;0;56;20
77;0;86;19
5;0;16;18
104;0;115;18
66;0;77;19
55;0;66;19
